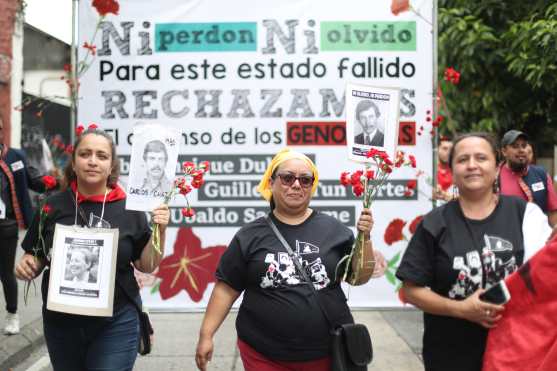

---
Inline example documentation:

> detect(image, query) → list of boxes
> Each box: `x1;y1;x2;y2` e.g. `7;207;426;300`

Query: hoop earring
452;185;458;200
492;178;500;194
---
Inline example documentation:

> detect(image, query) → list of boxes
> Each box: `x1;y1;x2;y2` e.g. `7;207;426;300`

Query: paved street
12;310;423;371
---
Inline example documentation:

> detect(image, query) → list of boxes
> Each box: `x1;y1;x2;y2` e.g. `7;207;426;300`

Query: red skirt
237;338;331;371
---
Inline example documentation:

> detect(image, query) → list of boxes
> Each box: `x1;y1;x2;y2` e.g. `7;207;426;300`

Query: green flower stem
342;159;392;283
150;186;178;261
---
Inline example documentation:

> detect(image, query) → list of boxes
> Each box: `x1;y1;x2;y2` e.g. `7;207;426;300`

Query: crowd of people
1;111;556;371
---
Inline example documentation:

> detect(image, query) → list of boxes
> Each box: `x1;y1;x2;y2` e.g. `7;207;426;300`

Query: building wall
0;0;18;147
11;11;23;147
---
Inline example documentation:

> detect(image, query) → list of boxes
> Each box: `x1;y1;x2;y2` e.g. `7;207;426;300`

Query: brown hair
62;129;120;189
448;132;499;170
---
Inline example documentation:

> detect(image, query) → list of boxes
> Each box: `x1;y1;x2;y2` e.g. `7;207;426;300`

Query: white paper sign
126;123;181;211
47;224;118;317
346;83;401;163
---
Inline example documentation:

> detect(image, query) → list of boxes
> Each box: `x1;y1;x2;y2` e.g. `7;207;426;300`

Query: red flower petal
391;0;410;15
42;175;57;190
384;219;407;245
92;0;119;16
409;215;423;234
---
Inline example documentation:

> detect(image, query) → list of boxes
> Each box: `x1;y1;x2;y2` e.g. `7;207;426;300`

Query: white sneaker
4;313;19;335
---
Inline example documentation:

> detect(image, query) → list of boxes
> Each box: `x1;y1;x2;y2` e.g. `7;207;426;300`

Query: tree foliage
438;0;557;154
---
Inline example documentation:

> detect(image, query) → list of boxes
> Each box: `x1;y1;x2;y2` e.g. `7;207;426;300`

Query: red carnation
350;170;363;187
82;42;97;55
409;215;423;234
182;161;195;174
353;183;365;197
384;219;407;245
199;161;210;173
366;148;379;158
92;0;119;16
191;178;204;189
65;145;74;154
408;155;417;168
365;169;375;180
391;0;410;16
75;125;84;137
179;184;193;196
406;179;417;190
42;175;57;190
181;208;195;218
88;123;98;130
340;171;351;186
42;204;52;215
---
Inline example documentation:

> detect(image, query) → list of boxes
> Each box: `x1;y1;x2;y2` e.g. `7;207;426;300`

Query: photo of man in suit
353;99;385;147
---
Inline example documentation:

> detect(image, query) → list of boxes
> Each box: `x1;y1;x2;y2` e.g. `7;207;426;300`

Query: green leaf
388;251;402;268
150;281;160;294
385;270;396;285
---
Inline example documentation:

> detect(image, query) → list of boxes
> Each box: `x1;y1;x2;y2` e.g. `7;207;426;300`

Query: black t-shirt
21;189;151;325
396;196;528;371
216;210;355;361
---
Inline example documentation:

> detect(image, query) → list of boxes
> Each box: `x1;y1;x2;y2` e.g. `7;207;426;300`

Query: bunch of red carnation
151;160;210;255
170;161;210;219
340;149;416;208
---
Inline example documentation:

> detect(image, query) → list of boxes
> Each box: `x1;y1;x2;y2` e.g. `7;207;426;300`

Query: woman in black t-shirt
195;148;376;371
14;128;170;371
396;133;552;371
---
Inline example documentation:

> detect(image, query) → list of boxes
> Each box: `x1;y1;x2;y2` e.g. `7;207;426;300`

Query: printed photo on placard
126;123;181;211
346;83;401;163
47;224;118;317
61;239;101;297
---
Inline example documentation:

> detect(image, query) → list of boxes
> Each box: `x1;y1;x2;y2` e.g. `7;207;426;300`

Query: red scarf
70;181;126;203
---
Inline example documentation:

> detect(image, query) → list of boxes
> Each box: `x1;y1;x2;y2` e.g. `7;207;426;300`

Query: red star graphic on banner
156;228;226;302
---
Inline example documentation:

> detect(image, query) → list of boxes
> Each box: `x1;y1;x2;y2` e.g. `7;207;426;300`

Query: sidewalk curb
0;318;45;370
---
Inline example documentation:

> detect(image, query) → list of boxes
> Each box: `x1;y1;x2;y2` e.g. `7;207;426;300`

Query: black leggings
0;224;18;314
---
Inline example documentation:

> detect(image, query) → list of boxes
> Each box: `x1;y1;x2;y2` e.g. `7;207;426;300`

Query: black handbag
266;215;373;370
330;323;373;371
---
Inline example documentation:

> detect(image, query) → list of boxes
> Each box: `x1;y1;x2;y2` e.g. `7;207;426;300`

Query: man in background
433;136;454;202
0;115;45;334
499;130;557;226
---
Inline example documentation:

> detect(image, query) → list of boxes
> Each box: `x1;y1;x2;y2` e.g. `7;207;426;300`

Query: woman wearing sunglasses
195;148;376;371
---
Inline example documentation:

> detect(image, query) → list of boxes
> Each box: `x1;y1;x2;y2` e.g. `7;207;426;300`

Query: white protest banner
78;0;434;309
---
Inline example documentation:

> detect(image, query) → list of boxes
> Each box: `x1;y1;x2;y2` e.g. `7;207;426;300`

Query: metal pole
431;0;439;208
71;0;79;142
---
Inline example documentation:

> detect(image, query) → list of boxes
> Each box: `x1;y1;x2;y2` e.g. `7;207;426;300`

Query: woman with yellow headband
195;148;375;371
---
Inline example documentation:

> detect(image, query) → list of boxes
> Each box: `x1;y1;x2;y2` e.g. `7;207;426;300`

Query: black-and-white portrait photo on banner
47;224;118;316
126;123;181;211
346;83;401;163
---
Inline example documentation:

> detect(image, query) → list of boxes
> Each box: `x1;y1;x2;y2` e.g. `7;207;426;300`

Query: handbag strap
265;214;335;330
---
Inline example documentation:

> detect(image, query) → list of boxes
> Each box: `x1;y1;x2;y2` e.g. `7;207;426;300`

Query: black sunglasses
274;173;314;188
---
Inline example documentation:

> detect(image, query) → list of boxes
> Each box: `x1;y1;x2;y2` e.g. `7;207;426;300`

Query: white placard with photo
346;83;401;163
47;224;118;316
126;123;180;211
